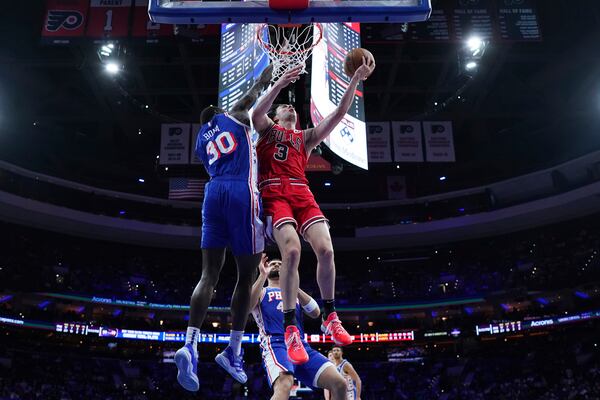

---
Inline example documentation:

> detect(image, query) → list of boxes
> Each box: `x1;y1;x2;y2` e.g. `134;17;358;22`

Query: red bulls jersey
257;124;308;184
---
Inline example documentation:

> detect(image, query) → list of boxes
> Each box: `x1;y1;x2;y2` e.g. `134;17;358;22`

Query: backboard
148;0;432;25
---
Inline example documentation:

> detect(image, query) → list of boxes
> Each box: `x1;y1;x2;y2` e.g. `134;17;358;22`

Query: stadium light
105;62;121;75
138;178;145;183
466;36;484;55
465;61;478;71
439;176;447;181
324;181;332;187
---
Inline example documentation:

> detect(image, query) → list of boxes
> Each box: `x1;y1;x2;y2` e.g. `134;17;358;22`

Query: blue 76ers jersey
195;113;258;182
252;287;304;339
195;113;264;256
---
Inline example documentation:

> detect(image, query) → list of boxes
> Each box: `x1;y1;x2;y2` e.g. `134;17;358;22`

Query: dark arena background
1;1;600;399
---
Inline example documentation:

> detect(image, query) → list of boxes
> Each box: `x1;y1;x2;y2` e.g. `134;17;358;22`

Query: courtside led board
149;0;432;24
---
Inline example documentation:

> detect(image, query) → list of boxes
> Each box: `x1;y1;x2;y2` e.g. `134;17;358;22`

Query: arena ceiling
0;0;599;201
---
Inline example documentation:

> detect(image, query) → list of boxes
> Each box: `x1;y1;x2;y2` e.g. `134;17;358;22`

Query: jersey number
274;143;288;161
207;131;238;165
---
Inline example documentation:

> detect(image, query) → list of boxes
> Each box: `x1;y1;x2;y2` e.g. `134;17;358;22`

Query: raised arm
228;64;273;126
298;288;321;319
249;254;269;311
344;362;362;399
304;57;375;153
252;65;303;134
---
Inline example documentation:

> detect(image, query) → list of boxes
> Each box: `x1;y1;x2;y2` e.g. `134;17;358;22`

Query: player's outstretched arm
304;56;375;153
252;65;303;134
298;288;321;319
249;254;269;311
229;64;273;126
344;362;362;399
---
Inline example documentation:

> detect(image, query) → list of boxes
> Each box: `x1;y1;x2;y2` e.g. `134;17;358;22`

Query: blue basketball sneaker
215;346;248;383
174;343;199;392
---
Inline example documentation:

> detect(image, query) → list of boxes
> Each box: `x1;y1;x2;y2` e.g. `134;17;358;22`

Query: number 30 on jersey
206;131;237;165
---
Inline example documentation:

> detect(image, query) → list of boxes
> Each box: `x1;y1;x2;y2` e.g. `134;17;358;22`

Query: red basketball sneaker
284;325;309;365
321;312;353;346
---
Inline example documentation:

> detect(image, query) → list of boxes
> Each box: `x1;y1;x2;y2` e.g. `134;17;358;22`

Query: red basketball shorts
259;177;329;238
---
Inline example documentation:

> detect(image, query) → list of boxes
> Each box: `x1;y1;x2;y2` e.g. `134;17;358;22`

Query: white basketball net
257;23;323;82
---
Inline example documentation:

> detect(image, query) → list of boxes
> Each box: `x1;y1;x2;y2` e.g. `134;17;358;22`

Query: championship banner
132;0;172;42
41;0;89;45
423;121;456;162
190;123;203;165
160;124;190;165
387;176;407;200
86;0;132;41
392;121;424;162
367;122;392;163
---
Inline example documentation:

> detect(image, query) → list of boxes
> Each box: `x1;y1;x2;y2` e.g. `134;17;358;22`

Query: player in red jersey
252;59;375;365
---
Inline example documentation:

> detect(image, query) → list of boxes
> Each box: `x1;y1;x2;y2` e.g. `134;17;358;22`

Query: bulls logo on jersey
46;10;84;31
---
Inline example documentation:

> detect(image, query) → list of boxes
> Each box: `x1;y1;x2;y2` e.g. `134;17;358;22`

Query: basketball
343;47;375;77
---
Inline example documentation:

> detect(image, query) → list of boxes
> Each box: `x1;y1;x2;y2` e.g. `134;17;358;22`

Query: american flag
168;178;206;200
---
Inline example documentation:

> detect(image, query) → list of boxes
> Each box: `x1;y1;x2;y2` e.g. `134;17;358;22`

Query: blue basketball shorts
201;178;264;256
259;336;334;390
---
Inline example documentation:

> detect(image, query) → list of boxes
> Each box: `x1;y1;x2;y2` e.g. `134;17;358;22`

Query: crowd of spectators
2;216;599;307
0;327;598;399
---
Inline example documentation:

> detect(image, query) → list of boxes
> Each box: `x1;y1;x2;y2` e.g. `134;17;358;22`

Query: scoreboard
217;23;269;111
311;23;369;170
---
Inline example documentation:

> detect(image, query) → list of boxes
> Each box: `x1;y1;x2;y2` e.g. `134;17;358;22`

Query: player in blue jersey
325;346;362;400
250;256;348;400
175;64;273;392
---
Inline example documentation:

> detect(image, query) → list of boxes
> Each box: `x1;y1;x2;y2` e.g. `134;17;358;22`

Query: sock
283;309;297;329
322;299;336;320
229;330;244;356
185;327;200;350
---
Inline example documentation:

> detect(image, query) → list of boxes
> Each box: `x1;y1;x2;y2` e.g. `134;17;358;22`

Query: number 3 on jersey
207;131;238;165
274;143;288;161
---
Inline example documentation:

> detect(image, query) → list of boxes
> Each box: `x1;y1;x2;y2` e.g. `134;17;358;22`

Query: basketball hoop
257;23;323;82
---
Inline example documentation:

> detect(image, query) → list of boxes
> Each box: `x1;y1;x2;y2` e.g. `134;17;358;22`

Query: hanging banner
392;121;424;162
190;123;203;165
160;124;191;165
86;0;132;41
423;121;455;162
387;176;407;200
41;0;89;45
132;0;172;41
367;122;392;163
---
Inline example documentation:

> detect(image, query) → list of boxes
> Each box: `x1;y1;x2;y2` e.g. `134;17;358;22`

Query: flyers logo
46;10;83;32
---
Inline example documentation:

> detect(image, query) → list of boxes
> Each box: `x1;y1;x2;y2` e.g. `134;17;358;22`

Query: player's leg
261;337;296;400
316;366;347;400
271;372;294;400
190;248;227;327
215;181;265;381
303;221;335;307
272;223;308;364
295;346;346;399
215;252;262;383
176;248;226;392
303;221;352;346
273;223;302;318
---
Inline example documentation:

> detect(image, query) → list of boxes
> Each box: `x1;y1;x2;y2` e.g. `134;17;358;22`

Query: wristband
302;298;319;314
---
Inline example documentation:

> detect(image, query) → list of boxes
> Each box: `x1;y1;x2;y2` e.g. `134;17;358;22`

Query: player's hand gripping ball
344;48;376;79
